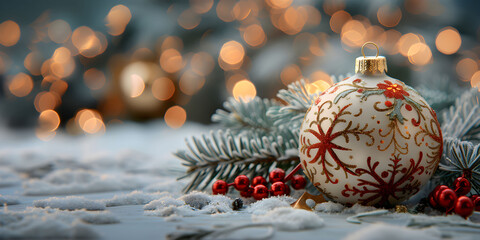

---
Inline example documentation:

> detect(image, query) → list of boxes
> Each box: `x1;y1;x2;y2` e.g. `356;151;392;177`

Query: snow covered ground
1;121;480;239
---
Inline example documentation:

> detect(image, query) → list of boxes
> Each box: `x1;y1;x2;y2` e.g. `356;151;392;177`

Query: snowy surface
1;121;480;239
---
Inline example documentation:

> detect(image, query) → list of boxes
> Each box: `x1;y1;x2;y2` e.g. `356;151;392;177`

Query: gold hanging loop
361;42;379;58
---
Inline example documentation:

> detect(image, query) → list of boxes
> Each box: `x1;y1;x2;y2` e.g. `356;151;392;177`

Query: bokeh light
84;68;106;90
76;109;105;134
377;5;402;28
179;70;205;96
106;4;132;36
456;58;478;81
8;73;34;97
34;91;60;112
281;64;302;86
160;49;184;73
470;71;480;91
48;19;72;43
0;20;21;47
178;9;201;30
436;27;461;55
243;24;266;47
232;79;256;102
407;42;432;66
38;110;60;132
191;0;214;14
219;41;245;65
164;106;187;129
152;77;175;101
190;52;214;76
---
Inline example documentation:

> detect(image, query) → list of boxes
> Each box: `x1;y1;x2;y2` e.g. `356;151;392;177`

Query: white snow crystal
103;190;170;207
0;167;21;187
247;196;296;215
315;201;345;213
23;169;153;195
252;207;324;231
143;196;184;210
342;203;378;214
0;195;20;206
0;207;119;239
34;196;106;210
144;192;234;217
343;223;441;240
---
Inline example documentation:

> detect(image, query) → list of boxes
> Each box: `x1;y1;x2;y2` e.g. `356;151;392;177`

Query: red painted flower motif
377;80;410;100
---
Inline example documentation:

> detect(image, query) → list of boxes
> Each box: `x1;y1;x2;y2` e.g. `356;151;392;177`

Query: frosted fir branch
434;137;480;194
211;97;279;133
441;88;480;141
175;129;300;192
267;76;350;129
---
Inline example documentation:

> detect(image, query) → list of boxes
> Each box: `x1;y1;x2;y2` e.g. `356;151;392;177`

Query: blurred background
1;0;479;140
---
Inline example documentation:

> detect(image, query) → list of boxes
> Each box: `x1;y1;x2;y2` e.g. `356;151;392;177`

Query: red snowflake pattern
341;152;425;206
301;101;374;184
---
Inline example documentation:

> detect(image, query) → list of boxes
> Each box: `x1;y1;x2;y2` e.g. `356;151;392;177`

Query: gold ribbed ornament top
355;42;388;75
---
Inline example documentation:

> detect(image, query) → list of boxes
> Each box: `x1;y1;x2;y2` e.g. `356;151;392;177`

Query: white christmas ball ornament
299;43;443;207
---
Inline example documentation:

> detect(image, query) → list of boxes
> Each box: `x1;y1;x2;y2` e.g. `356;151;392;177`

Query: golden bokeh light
161;36;183;52
106;4;132;36
152;77;175;101
266;0;292;9
72;26;105;58
34;91;61;112
233;0;258;21
76;109;105;134
179;71;206;95
281;64;302;86
303;5;322;26
50;47;75;78
164;106;187;129
84;68;107;90
407;42;432;66
405;0;428;15
456;58;478;81
24;51;43;76
397;33;421;57
377;5;402;28
341;20;367;47
382;29;402;54
0;20;21;47
190;52;214;76
129;74;146;98
243;24;266;47
49;79;69;95
8;73;34;97
178;9;201;30
225;72;248;93
471;71;480;91
48;19;72;43
307;81;331;94
216;0;236;22
219;41;245;65
309;71;333;85
436;27;461;55
38;109;60;132
160;48;184;73
232;79;256;102
191;0;214;14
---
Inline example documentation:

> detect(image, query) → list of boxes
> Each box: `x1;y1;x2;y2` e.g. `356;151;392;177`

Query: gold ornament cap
355;42;388;75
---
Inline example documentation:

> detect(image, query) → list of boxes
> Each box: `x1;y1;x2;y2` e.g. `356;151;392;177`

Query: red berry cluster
428;176;480;218
212;168;307;200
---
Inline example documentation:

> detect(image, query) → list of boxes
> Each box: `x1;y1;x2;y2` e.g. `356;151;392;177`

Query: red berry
434;185;449;203
473;196;480;211
252;176;267;187
385;101;392;107
291;175;307;190
438;188;457;212
429;195;438;208
271;182;287;196
212;180;228;195
453;177;471;196
240;187;254;198
234;175;250;191
269;168;285;183
253;185;269;200
455;196;474;219
285;184;291;196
